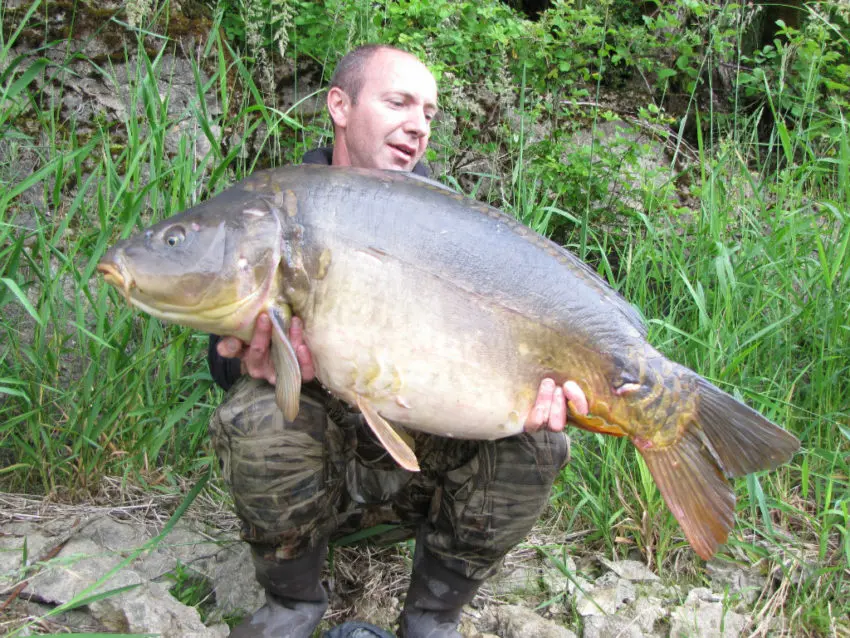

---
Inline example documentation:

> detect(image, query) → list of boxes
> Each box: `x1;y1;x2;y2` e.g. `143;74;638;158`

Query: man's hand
525;378;588;433
216;314;316;384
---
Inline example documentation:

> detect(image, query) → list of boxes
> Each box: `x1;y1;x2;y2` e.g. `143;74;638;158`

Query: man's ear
327;87;351;128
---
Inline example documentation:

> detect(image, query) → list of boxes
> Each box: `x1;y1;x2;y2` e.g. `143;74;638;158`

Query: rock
202;541;265;616
165;120;220;165
542;553;577;597
579;588;667;638
575;572;636;617
626;596;668;636
24;518;220;600
582;615;644;638
706;558;766;607
0;522;55;591
21;599;110;634
15;516;231;637
90;580;228;637
487;564;540;599
491;604;578;638
669;587;749;638
27;534;144;604
598;558;660;583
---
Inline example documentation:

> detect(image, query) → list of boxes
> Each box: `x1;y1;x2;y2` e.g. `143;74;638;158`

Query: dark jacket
208;148;429;390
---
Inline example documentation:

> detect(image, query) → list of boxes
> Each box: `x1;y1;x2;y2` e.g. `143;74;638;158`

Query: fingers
563;380;588;415
524;378;590;434
214;314;315;386
290;317;316;382
243;313;276;384
548;386;566;432
217;336;244;359
525;378;555;432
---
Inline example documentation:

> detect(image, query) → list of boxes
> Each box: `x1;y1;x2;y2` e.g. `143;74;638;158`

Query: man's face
331;50;438;171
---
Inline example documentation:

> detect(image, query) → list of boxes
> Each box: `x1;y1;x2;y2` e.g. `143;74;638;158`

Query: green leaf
0;386;32;405
62;584;143;612
0;277;43;326
1;58;49;103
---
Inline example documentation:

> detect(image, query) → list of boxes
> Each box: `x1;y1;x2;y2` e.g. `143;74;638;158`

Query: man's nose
405;110;430;137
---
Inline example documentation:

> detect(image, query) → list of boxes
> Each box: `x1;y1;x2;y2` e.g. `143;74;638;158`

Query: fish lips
97;254;134;301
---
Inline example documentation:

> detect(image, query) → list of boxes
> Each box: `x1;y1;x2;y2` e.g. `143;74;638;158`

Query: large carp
98;165;799;559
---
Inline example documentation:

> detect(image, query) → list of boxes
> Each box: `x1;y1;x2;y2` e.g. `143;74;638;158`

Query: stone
13;516;232;637
26;534;144;604
22;599;109;634
165;120;220;165
626;596;668;635
492;604;578;638
582;615;645;638
706;558;766;607
90;580;229;637
542;553;578;597
669;587;749;637
201;541;265;616
0;523;55;591
598;558;660;583
575;572;636;617
23;518;221;603
487;564;540;599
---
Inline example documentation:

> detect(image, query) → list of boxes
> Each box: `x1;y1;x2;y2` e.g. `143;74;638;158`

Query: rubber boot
398;543;483;638
228;541;329;638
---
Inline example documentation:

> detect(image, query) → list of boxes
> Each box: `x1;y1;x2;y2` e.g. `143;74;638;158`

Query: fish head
98;206;281;337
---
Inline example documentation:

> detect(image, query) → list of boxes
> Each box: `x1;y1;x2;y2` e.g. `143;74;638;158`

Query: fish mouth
97;260;134;301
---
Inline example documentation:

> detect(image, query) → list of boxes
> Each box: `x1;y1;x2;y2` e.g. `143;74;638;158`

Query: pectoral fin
356;396;420;472
268;306;302;421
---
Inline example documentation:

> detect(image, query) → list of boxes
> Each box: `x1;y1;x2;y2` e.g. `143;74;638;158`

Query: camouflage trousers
208;377;569;581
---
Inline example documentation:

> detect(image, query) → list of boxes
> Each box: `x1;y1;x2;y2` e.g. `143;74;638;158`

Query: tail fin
637;427;737;559
694;377;800;477
636;375;799;560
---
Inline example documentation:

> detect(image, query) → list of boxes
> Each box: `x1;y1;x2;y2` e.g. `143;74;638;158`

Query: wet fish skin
98;165;800;560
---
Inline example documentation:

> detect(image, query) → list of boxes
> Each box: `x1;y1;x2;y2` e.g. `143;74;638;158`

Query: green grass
1;0;848;635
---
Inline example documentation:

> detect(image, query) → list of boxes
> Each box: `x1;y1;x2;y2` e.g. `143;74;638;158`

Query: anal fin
268;306;302;421
567;405;627;437
635;428;736;560
357;396;420;472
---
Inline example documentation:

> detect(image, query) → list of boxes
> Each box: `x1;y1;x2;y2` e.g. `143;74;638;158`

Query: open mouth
390;144;415;161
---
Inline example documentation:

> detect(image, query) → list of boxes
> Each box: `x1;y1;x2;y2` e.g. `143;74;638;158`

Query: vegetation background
0;0;848;634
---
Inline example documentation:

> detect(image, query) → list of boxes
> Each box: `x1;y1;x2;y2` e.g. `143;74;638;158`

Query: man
208;45;587;638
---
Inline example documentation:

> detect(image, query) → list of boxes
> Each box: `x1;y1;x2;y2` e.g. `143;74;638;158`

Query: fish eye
164;226;186;247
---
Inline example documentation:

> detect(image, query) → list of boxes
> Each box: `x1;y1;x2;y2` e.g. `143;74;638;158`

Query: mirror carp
98;165;799;559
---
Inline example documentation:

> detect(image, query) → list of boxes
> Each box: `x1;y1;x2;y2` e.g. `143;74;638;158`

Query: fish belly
301;243;543;439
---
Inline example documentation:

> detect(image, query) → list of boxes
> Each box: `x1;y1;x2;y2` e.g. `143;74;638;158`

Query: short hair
329;44;412;103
